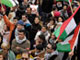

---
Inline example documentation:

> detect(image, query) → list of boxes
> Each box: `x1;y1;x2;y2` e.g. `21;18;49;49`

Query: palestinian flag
57;24;80;52
1;0;19;7
53;26;70;41
56;0;72;3
69;0;72;3
56;6;80;40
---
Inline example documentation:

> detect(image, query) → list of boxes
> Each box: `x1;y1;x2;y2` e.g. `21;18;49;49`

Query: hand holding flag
69;51;74;57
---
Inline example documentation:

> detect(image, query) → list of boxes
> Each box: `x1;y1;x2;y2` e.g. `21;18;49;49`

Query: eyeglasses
22;57;28;60
46;46;52;49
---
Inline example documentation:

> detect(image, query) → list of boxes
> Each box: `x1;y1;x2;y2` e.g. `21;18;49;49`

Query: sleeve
3;15;13;28
34;31;41;40
11;40;20;54
20;40;30;52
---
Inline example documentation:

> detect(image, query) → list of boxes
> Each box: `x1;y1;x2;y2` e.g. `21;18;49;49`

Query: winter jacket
11;38;30;54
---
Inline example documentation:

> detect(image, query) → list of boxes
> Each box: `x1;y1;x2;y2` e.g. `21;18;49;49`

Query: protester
11;29;30;55
1;43;16;60
0;0;79;60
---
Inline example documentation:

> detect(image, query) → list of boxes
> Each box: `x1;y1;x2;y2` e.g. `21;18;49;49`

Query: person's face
13;19;18;25
73;7;77;12
2;48;8;55
17;24;24;30
18;32;25;40
51;34;55;39
27;8;31;14
58;17;63;22
34;17;39;24
41;27;47;33
37;37;43;44
3;25;8;31
8;13;12;19
0;55;3;60
22;53;28;60
63;6;67;10
22;15;27;22
50;20;54;25
24;0;27;3
46;44;52;53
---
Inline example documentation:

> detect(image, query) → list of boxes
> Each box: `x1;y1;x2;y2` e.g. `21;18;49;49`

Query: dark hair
58;16;64;22
35;16;40;20
48;43;56;50
13;17;18;20
63;4;68;8
22;14;28;18
27;7;32;11
42;25;48;30
36;44;43;50
51;43;56;50
18;29;26;35
0;33;3;41
38;34;45;41
52;7;57;11
38;34;47;48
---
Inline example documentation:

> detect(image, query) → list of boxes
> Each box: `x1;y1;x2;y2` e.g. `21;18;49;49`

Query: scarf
16;36;26;44
44;51;58;60
15;28;19;37
15;28;25;37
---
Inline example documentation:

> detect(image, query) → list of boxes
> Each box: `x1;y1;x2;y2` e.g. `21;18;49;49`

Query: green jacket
8;50;16;60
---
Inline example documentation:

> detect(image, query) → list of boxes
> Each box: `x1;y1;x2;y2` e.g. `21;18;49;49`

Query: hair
22;14;28;18
49;43;56;50
1;43;10;50
63;4;68;8
52;7;57;11
18;29;26;35
13;17;18;20
38;34;47;48
0;33;3;41
58;16;64;22
27;7;32;11
42;25;48;30
35;16;40;20
36;44;43;50
38;34;45;41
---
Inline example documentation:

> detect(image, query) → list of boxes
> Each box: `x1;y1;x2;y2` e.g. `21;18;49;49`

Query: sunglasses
46;46;52;49
22;57;28;60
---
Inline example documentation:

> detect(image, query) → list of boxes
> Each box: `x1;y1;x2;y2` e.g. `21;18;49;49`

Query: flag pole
68;0;73;14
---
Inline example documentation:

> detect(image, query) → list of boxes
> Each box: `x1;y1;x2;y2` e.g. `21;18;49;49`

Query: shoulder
12;39;16;43
26;40;30;44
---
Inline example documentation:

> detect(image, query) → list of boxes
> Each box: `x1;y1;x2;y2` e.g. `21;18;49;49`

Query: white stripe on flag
65;18;77;35
61;34;73;45
9;0;16;6
14;0;19;4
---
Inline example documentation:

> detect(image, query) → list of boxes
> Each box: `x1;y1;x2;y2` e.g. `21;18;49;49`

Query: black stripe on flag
74;8;80;25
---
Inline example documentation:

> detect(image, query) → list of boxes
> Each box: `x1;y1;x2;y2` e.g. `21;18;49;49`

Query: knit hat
54;11;61;17
17;20;24;26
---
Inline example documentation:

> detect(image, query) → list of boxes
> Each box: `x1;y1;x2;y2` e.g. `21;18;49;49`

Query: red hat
54;11;61;17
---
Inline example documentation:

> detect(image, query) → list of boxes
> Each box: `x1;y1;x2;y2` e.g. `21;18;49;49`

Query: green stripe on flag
54;26;68;41
56;0;68;2
60;30;68;41
57;43;71;52
1;0;16;7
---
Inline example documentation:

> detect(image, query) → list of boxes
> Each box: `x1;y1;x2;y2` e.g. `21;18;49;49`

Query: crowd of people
0;0;80;60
